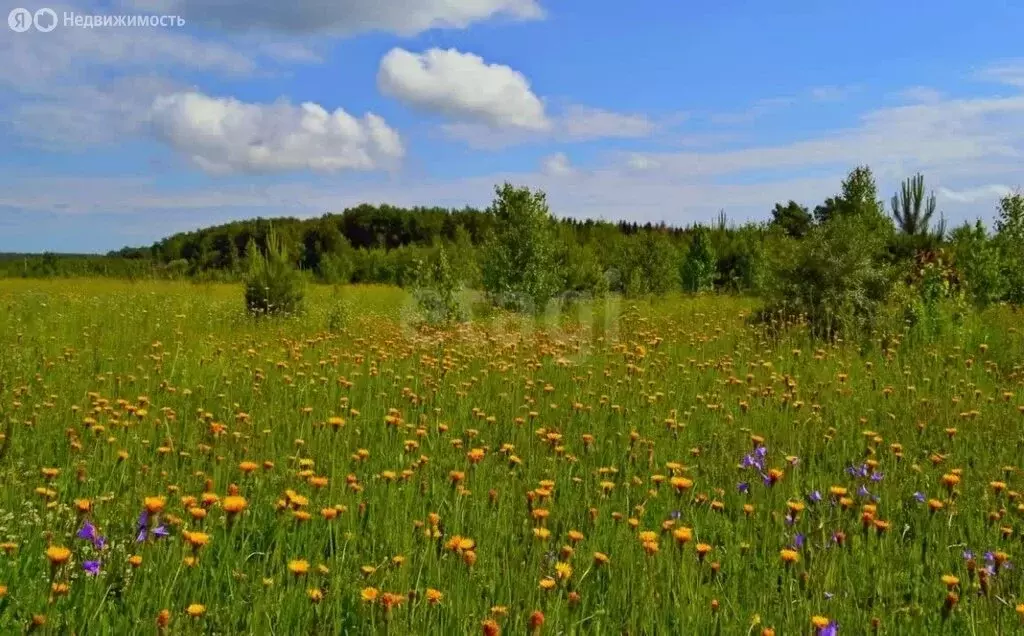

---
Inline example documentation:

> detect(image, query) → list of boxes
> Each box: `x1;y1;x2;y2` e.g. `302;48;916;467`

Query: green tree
890;173;938;236
481;183;562;313
995;191;1024;305
761;166;895;339
950;221;1003;307
770;201;813;238
681;228;717;292
243;228;305;316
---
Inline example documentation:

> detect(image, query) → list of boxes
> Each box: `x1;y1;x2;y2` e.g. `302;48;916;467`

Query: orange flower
528;610;545;632
223;496;247;515
144;497;166;514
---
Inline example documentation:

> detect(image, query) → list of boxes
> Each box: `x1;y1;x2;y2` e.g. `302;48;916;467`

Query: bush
412;245;466;325
762;205;894;340
243;229;305;316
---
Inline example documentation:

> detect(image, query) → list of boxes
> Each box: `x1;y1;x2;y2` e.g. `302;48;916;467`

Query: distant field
1;279;1022;634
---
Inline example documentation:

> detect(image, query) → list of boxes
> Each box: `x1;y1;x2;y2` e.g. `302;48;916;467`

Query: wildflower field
1;279;1024;635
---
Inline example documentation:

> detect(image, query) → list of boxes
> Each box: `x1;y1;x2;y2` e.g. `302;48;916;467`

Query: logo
8;7;58;31
34;8;57;32
7;7;31;31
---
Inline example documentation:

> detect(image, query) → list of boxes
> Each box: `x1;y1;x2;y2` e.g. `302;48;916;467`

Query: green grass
0;279;1022;634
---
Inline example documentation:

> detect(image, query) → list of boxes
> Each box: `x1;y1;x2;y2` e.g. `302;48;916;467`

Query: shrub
243;229;305;316
412;244;466;325
761;168;895;339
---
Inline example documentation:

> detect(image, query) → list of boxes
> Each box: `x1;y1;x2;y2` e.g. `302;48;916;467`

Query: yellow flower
46;546;71;565
288;559;310;576
539;577;556;590
360;587;379;602
425;588;443;605
780;549;800;564
185;604;206;618
811;616;830;629
941;574;960;588
555;561;573;580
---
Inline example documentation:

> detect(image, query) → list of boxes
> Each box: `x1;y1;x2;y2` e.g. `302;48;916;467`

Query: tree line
4;165;1023;338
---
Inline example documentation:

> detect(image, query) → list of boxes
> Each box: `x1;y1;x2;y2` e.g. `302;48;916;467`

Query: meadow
1;278;1023;634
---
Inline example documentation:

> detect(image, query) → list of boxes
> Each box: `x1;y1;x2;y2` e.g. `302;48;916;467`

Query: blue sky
1;0;1023;253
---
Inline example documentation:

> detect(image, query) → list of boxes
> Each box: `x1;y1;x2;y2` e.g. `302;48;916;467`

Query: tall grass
0;279;1022;634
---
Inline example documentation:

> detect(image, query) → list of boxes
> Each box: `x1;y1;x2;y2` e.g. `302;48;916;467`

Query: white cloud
938;185;1014;203
977;59;1024;88
149;92;404;174
625;153;660;171
626;94;1024;180
540;152;573;176
379;48;549;131
561;106;655;140
130;0;542;35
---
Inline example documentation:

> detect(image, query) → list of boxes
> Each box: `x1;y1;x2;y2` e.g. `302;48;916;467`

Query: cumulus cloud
377;48;670;147
130;0;542;34
540;152;573;176
379;48;549;131
149;92;403;174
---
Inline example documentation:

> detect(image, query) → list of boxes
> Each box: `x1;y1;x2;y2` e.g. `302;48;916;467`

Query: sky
1;0;1023;253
